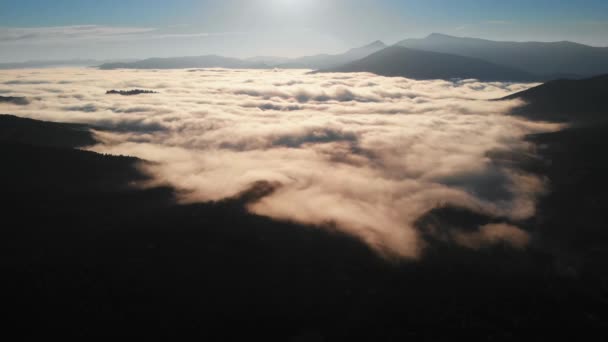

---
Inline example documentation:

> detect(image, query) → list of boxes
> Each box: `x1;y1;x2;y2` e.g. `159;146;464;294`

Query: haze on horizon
1;0;608;63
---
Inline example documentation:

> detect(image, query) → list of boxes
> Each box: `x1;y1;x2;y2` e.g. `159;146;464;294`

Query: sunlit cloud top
0;67;562;259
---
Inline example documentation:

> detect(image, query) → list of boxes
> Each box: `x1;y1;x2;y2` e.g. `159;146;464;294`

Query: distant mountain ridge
317;46;536;82
277;40;387;69
98;55;268;70
0;59;136;69
98;41;387;70
398;33;608;79
92;34;608;82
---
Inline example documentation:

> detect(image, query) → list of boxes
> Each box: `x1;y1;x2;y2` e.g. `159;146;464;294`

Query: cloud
0;68;562;259
153;31;248;40
4;79;51;85
0;25;156;43
0;25;248;47
483;20;512;25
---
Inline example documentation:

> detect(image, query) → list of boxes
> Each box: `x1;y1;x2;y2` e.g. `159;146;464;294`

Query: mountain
318;45;536;82
98;55;268;70
97;41;388;70
2;115;606;339
504;74;608;122
0;114;96;148
398;33;608;79
277;40;388;69
0;59;135;69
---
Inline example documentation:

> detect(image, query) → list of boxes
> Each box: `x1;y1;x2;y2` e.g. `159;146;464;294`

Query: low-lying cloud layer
0;68;561;259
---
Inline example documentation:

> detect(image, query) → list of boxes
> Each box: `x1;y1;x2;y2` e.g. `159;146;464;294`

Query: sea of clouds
0;68;562;259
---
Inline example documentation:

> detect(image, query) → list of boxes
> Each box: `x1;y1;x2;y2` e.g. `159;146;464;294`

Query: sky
1;0;607;62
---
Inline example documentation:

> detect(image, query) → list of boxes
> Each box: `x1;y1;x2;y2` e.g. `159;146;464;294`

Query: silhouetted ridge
318;46;536;82
398;33;608;79
0;59;136;69
504;74;608;122
0;114;96;148
106;89;158;96
278;40;388;69
99;55;268;70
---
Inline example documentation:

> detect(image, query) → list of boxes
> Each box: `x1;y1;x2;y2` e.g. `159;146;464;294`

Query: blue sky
1;0;607;62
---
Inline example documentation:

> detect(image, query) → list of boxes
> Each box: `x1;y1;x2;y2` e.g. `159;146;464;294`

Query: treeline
106;89;158;96
0;114;95;148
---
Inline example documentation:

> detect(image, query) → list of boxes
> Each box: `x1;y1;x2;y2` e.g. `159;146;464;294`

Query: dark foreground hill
318;46;536;82
1;115;607;339
398;33;608;79
0;114;96;148
504;74;608;122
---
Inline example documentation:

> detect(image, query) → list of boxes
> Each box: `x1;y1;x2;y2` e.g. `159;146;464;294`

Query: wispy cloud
0;25;156;43
153;31;248;40
483;20;512;25
0;25;249;47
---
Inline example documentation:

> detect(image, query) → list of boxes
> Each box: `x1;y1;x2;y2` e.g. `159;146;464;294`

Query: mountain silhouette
0;114;96;148
97;41;388;70
0;59;136;69
398;33;608;79
278;40;388;69
98;55;268;70
318;45;536;82
504;74;608;122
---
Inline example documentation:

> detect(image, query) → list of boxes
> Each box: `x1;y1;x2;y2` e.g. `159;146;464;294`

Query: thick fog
0;68;562;259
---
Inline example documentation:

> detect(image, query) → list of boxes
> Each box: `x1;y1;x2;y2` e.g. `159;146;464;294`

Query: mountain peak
398;33;608;77
350;40;387;52
426;33;456;40
365;40;387;49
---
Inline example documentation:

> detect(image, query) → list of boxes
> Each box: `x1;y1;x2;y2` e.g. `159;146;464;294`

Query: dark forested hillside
0;114;97;148
1;115;606;339
504;74;608;122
